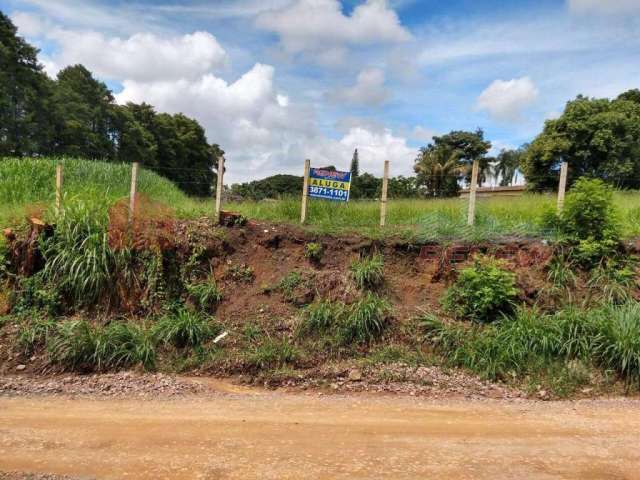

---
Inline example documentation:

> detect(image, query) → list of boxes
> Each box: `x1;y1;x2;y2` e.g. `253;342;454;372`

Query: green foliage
561;178;620;241
13;273;62;316
299;300;344;336
277;271;304;302
523;91;640;190
245;337;299;369
304;242;324;262
17;317;56;354
588;260;636;304
340;292;390;344
229;174;302;200
186;279;222;311
153;308;218;348
47;319;155;371
442;256;519;323
350;254;385;289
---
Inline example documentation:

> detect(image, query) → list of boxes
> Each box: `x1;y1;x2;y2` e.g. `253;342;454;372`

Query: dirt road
1;388;639;480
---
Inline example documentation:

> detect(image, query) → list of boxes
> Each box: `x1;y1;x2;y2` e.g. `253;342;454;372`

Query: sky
2;0;639;183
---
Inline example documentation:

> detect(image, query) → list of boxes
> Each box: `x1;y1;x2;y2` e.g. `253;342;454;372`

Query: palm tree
493;148;523;186
414;147;464;197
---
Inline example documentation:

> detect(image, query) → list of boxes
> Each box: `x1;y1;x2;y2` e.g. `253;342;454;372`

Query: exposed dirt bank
1;388;639;479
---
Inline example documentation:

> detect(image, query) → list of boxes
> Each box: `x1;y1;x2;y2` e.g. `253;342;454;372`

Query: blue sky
2;0;639;182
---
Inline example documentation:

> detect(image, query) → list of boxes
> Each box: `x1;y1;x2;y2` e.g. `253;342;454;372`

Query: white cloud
256;0;410;60
568;0;640;14
476;77;539;122
327;68;389;106
337;127;415;175
411;126;438;143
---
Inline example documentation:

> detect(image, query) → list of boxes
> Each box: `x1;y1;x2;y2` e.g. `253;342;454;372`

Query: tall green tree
522;91;640;190
493;147;524;186
431;129;492;185
350;148;359;179
0;12;55;156
414;146;463;197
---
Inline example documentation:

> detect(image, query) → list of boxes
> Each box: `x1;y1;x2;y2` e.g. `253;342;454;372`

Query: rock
348;369;362;382
537;389;549;400
15;364;26;371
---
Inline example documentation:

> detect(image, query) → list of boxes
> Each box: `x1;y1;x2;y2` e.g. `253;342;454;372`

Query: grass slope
3;157;640;239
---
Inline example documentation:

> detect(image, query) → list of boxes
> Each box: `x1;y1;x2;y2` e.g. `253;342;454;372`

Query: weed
246;337;299;369
299;300;344;335
588;260;636;305
153;308;218;348
442;255;519;323
97;322;156;370
277;271;304;302
47;319;98;370
17;317;56;354
350;253;384;289
12;273;62;316
242;322;262;342
226;264;254;283
304;242;324;262
186;278;222;311
340;292;390;344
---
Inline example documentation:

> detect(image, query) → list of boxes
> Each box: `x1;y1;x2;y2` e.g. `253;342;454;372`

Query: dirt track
1;389;639;480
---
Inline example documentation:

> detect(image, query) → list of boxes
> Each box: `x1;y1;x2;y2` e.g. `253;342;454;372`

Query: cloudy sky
3;0;640;182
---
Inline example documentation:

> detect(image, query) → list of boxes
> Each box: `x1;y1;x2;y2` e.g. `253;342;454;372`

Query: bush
153;308;218;348
17;317;56;354
304;242;324;262
299;300;344;335
186;279;222;311
340;292;390;344
47;320;98;370
350;254;384;289
12;273;62;316
246;338;299;369
442;256;519;323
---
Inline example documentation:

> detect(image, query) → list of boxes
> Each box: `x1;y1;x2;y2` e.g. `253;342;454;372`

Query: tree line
0;12;221;196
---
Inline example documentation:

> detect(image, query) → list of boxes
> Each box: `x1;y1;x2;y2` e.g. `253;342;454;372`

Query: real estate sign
308;168;351;202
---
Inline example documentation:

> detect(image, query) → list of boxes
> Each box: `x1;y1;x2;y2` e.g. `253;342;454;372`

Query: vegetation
153;308;218;348
340;293;390;344
442;255;519;323
350;254;385;289
186;278;223;311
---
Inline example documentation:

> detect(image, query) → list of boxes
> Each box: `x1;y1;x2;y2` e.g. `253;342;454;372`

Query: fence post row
557;161;569;212
380;160;389;228
215;155;225;224
300;158;311;224
467;159;480;226
128;162;139;225
55;163;63;212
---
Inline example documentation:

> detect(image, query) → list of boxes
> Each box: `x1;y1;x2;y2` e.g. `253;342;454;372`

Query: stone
15;364;26;371
348;369;362;382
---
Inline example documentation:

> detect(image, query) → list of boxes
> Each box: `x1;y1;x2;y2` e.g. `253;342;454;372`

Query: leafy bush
17;317;56;354
153;308;218;348
442;256;519;323
340;292;390;344
12;273;62;316
245;338;299;369
47;320;98;370
186;279;222;311
588;260;636;304
350;254;384;289
304;242;324;262
299;300;344;335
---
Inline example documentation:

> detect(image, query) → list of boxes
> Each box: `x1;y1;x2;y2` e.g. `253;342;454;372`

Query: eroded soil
1;384;639;480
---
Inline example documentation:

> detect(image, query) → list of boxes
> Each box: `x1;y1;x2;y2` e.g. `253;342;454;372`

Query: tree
387;176;419;198
414;146;463;197
350;173;381;199
230;174;302;200
350;148;359;179
522;91;640;190
431;129;492;185
493;147;524;186
0;12;55;156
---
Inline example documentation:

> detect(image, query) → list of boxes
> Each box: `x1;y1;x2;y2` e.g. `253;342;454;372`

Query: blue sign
308;168;352;202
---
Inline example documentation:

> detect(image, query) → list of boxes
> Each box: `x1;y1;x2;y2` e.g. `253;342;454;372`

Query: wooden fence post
467;159;479;226
215;156;224;224
300;159;310;224
380;160;389;228
128;162;139;225
55;164;63;212
557;161;568;212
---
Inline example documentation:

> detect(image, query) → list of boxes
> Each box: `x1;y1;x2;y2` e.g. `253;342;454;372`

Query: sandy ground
1;383;640;480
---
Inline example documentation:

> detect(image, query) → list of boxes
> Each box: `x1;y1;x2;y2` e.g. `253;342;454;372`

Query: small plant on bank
17;317;56;354
350;253;384;289
12;273;62;317
340;292;390;344
442;255;519;323
304;242;324;262
226;263;254;283
153;308;218;348
186;278;223;311
47;319;99;370
299;300;344;336
245;337;299;370
277;271;304;302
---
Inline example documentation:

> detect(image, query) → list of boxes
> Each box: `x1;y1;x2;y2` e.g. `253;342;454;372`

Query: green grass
5;157;640;240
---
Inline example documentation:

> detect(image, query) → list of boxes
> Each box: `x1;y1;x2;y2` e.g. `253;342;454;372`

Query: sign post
557;161;568;212
55;163;63;213
129;162;139;225
467;159;479;226
300;159;310;224
307;168;352;202
380;160;389;228
215;156;224;224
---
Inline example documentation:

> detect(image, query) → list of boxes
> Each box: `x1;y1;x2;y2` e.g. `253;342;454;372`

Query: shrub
277;271;304;302
12;273;62;316
47;320;98;370
153;308;218;348
350;254;384;289
186;279;222;311
299;300;344;335
442;256;519;323
340;292;390;344
304;242;324;262
17;317;56;354
588;260;636;305
246;338;299;369
226;264;254;283
97;322;156;370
